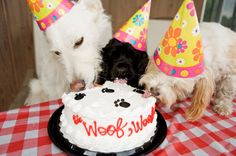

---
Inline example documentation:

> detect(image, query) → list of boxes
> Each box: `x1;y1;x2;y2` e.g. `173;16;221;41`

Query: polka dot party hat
114;0;151;52
26;0;74;31
153;0;204;78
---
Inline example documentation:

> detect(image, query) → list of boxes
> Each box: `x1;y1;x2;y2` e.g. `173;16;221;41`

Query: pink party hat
114;0;151;52
26;0;74;31
153;0;204;78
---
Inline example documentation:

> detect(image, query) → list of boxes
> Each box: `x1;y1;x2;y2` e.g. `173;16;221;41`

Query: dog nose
117;63;128;70
117;67;128;73
115;63;129;77
156;98;161;103
150;87;160;96
70;80;85;92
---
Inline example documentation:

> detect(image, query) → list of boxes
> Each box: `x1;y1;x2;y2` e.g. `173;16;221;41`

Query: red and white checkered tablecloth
0;99;236;156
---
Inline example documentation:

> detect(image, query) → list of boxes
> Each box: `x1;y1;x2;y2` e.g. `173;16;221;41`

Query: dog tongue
114;78;127;84
142;90;152;98
70;80;85;92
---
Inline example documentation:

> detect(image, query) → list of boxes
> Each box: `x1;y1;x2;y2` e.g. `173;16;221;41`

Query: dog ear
137;53;149;75
186;68;215;121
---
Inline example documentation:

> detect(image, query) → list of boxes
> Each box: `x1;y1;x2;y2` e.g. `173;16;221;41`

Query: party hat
26;0;74;31
114;0;151;52
153;0;204;78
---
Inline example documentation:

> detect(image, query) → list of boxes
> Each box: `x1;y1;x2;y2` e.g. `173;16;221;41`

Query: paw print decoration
114;99;130;108
102;88;115;93
74;93;86;100
133;89;145;94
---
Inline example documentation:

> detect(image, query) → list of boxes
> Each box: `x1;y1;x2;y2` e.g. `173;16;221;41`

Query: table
0;98;236;156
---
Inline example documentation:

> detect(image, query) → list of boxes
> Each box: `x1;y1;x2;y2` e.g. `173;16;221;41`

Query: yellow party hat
114;0;151;52
26;0;74;31
153;0;204;78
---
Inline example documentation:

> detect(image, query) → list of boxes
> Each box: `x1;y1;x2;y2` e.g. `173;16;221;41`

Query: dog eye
54;51;61;56
74;37;84;48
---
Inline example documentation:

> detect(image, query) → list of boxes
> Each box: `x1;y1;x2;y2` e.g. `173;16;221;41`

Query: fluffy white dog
25;0;112;105
140;22;236;121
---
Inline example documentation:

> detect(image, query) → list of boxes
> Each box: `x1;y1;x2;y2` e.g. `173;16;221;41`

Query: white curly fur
25;0;112;105
140;22;236;121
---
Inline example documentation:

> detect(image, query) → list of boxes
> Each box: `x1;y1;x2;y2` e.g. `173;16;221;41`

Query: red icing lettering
98;127;107;136
131;115;143;133
130;106;156;135
107;125;116;136
128;128;133;137
142;118;148;126
73;114;83;125
71;106;156;138
80;117;127;138
148;106;156;123
83;121;97;136
116;118;127;138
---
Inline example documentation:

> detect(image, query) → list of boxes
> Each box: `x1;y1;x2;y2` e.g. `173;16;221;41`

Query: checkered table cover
0;99;236;156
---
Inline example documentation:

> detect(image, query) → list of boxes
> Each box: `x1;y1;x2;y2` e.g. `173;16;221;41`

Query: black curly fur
97;38;149;89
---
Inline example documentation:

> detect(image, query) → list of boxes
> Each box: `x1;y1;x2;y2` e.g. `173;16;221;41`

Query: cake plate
48;105;167;156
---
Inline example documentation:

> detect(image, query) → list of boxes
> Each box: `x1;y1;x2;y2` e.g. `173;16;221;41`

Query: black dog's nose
117;62;127;68
117;67;128;73
114;63;129;78
117;63;128;72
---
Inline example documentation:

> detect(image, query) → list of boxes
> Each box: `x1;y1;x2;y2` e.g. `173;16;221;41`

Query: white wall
147;19;171;56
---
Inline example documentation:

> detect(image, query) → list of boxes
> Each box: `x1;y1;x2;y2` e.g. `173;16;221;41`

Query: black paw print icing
114;99;130;108
133;89;145;94
75;93;86;100
102;88;115;93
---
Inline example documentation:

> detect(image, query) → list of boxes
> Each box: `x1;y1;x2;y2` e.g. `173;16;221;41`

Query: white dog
140;22;236;121
25;0;112;105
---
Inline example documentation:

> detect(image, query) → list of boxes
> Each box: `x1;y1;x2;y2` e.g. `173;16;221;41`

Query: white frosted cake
60;81;157;153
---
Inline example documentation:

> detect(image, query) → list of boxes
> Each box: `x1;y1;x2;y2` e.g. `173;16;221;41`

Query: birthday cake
60;81;157;153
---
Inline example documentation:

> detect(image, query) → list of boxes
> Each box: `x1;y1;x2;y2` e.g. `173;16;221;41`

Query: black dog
97;38;149;88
